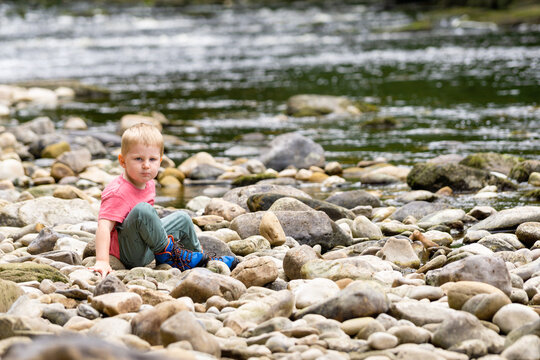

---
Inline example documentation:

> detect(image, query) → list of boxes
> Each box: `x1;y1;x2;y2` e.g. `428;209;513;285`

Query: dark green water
1;2;539;208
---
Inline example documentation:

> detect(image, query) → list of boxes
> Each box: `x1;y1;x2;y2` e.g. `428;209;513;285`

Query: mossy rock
232;173;277;187
41;141;70;159
361;117;399;130
0;263;68;283
407;162;517;193
0;279;24;312
459;152;521;176
509;160;540;182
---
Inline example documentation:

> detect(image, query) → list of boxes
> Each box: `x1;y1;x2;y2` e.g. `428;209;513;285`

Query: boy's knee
131;202;155;217
173;210;192;224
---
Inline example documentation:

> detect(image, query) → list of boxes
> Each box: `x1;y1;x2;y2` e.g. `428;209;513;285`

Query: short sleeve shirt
98;175;155;259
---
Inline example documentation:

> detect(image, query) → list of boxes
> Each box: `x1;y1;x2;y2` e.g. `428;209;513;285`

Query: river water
0;2;539;209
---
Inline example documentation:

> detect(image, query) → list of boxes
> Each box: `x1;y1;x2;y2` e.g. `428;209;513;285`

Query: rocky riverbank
1;84;540;360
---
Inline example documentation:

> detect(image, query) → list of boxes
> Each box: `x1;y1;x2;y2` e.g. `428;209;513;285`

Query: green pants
117;202;201;268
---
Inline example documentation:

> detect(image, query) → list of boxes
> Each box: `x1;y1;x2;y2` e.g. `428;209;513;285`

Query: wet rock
501;334;540;360
516;222;540;248
426;255;512;296
223;184;310;211
90;292;142;316
0;197;97;227
93;274;128;296
509;159;540;182
224;289;294;335
492;303;540;334
204;198;246;221
231;256;279;288
407;162;516;192
379;237;420;268
0;263;68;283
131;300;191;345
260;132;325;171
390;201;451;222
286;94;360;117
325;190;382;209
170;268;246;303
459;152;521;176
352;216;383;240
467;206;497;220
259;211;286;246
432;311;504;352
295;281;389;321
0;279;24;312
283;245;321;280
469;206;540;231
247;193;355;221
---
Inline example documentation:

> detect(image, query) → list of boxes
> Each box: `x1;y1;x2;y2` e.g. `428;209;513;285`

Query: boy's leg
118;202;168;268
160;210;202;252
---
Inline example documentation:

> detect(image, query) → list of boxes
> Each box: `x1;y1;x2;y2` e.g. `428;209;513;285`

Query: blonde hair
121;123;164;156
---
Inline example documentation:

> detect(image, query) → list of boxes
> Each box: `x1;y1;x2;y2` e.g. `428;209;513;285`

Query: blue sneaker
207;254;240;271
155;235;208;271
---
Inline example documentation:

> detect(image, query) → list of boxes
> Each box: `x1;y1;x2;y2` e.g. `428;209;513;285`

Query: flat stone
90;292;142;316
379;237;420;268
469;206;540;231
367;332;398;350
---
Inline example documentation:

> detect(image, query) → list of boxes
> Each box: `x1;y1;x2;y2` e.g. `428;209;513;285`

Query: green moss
393;19;434;32
460;154;487;169
289;108;333;117
0;263;68;283
232;173;277;187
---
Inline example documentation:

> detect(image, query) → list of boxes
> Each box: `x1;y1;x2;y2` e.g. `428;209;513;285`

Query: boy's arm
89;219;116;277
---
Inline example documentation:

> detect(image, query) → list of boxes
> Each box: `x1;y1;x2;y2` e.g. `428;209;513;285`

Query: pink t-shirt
98;175;155;259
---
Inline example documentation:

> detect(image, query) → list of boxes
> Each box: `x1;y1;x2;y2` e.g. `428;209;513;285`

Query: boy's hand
90;260;113;278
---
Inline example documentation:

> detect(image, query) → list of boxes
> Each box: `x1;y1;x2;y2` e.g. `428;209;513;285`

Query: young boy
90;123;238;277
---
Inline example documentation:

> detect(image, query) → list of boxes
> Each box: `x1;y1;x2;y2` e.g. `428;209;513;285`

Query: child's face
118;143;162;189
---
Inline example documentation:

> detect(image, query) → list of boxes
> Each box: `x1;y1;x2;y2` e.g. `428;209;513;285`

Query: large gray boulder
509;159;540;182
407;162;516;192
426;255;512;296
230;211;354;252
260;132;325;171
223;184;311;211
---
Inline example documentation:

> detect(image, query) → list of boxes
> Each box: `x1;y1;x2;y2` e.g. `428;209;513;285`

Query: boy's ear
118;153;125;167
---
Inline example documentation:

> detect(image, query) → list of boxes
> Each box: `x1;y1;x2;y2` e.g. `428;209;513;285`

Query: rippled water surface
1;2;539;207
